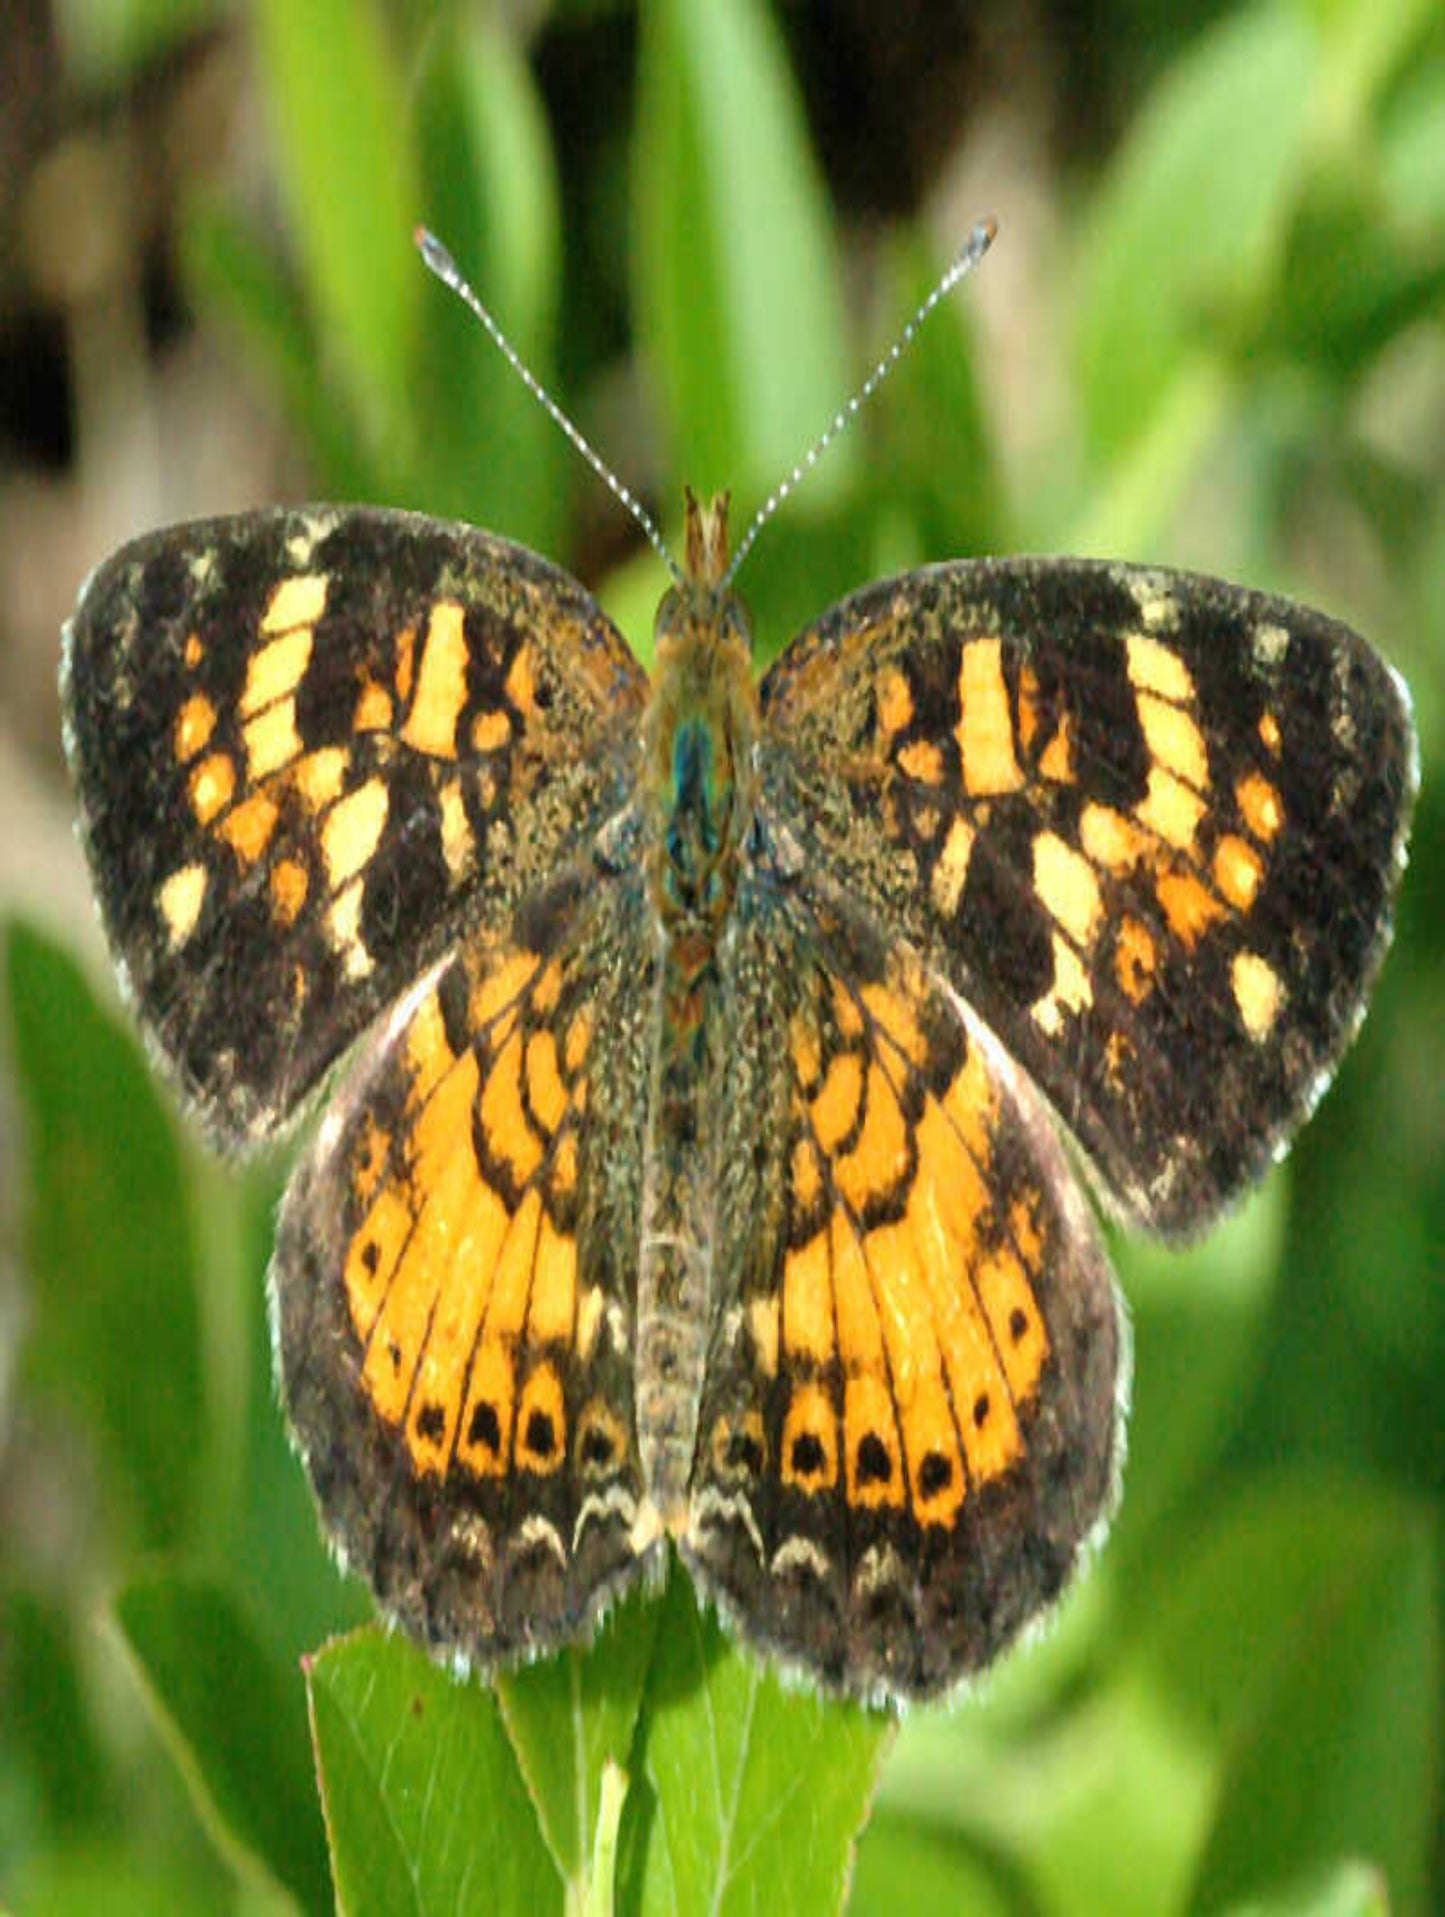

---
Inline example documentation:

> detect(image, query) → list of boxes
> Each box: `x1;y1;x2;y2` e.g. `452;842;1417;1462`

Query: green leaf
620;1567;891;1916
850;1810;1014;1917
251;0;419;461
1075;8;1315;461
411;11;566;547
495;1585;659;1897
1218;1856;1389;1917
114;1573;330;1915
4;919;201;1548
634;0;850;506
306;1627;563;1916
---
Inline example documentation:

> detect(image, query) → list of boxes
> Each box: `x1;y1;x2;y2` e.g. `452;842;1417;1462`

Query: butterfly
61;473;1415;1702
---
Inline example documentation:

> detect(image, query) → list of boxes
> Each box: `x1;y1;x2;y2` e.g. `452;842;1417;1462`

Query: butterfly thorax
636;491;759;1527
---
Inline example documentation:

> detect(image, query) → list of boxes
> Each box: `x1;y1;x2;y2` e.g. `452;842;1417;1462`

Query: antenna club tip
979;214;999;246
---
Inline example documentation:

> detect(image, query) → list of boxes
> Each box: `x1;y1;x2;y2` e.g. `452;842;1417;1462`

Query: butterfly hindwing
759;560;1416;1234
63;507;647;1146
683;875;1122;1700
272;859;661;1665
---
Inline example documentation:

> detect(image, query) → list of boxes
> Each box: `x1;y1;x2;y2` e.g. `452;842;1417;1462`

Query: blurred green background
1;1;1441;1912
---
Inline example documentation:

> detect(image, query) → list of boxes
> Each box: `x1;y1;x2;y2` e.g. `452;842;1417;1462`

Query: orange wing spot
907;1131;1020;1487
1232;949;1285;1040
158;864;207;947
401;601;468;758
1258;711;1282;755
835;1065;909;1213
525;1210;577;1346
830;978;864;1042
1033;830;1104;948
438;777;473;883
472;948;539;1029
189;751;235;825
1080;802;1149;872
711;1408;767;1481
783;1230;836;1367
864;1218;965;1523
830;1208;886;1372
1105;1029;1134;1088
1157;865;1227;950
1115;915;1158;1002
243;700;302;782
516;1363;566;1475
1126;631;1194;704
876;665;913;739
321;777;389;888
261;571;327;633
471;708;511;753
524;1028;568;1134
747;1297;780;1377
270;856;309;927
1009;1193;1045;1267
551;1130;578;1201
781;1383;838;1493
811;1049;864;1154
862;972;929;1071
531;961;563;1016
576;1286;605;1363
345;1186;411;1344
480;1028;545;1188
897;739;945;784
243;625;313;717
487;1186;544;1340
843;1374;906;1510
184;631;204;667
218;790;279;867
790;1135;823;1213
930;815;975;918
1032;933;1093;1038
505;644;538;718
458;1342;513;1476
940;1040;998;1172
576;1400;629;1477
355;678;394;731
1038;713;1075;784
174;692;216;762
293;746;347;810
1136;765;1206;852
352;1116;391;1207
563;1006;592;1076
1016;664;1041;754
976;1245;1049;1406
1214;833;1263;911
1138;691;1209;790
1236;771;1284;844
403;992;460;1111
788;1011;823;1092
394;624;416;703
956;637;1025;796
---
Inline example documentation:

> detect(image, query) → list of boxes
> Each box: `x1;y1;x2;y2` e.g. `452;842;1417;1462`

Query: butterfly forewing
63;507;646;1147
759;559;1416;1236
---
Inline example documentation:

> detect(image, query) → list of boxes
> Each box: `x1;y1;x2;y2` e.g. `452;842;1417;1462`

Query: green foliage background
2;1;1443;1912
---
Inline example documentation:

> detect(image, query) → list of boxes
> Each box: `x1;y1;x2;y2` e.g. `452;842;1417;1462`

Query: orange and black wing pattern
760;561;1416;1235
684;881;1121;1700
273;862;662;1664
63;507;646;1146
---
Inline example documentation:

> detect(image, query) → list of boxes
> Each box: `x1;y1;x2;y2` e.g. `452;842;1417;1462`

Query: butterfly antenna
415;226;683;586
723;216;998;588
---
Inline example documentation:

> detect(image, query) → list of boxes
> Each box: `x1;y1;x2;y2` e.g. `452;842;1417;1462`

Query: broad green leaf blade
113;1574;329;1915
306;1627;563;1917
1189;1500;1439;1914
634;0;849;506
412;10;566;548
621;1567;891;1916
251;0;419;460
181;200;376;500
1217;1857;1389;1917
1074;8;1315;461
495;1585;660;1894
4;919;201;1548
850;1810;1014;1917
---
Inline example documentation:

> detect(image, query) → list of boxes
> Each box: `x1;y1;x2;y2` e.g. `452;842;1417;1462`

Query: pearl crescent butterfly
63;460;1415;1703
